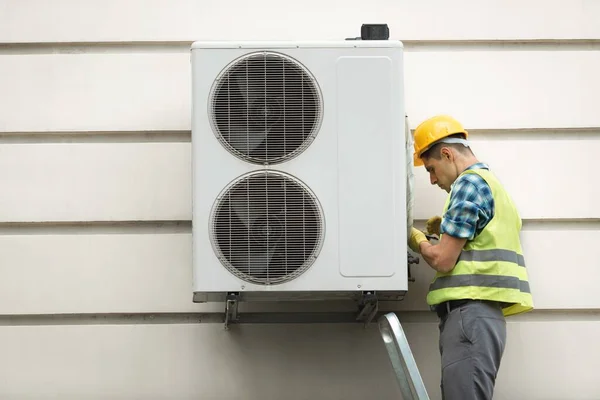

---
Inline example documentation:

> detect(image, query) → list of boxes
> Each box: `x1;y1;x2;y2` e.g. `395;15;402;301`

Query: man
407;115;534;400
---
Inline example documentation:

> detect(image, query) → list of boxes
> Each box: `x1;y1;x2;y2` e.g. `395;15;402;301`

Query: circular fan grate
210;171;324;285
209;51;323;165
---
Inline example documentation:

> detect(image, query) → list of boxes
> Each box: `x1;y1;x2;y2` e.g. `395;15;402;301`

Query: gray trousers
438;300;507;400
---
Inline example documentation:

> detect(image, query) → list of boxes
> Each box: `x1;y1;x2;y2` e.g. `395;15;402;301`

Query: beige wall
1;0;599;398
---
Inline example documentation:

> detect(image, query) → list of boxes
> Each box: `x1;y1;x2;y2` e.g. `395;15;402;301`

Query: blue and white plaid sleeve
441;168;495;241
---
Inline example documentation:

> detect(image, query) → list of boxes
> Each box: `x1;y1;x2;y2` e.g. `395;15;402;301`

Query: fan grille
210;171;324;285
210;51;323;165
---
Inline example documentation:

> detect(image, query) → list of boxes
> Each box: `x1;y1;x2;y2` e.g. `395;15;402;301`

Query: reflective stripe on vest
426;168;534;317
458;248;526;267
429;274;530;294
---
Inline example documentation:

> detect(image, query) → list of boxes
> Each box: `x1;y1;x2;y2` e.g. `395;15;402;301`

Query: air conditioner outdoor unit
191;40;411;321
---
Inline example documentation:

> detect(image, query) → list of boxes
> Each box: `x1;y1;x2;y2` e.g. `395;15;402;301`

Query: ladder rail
378;312;430;400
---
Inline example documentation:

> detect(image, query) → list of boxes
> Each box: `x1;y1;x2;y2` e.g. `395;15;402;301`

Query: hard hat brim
413;152;424;167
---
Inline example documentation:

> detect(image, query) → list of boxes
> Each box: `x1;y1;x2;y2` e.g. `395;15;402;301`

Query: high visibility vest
426;168;534;317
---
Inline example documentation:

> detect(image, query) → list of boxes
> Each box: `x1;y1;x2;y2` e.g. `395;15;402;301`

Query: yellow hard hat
413;115;469;166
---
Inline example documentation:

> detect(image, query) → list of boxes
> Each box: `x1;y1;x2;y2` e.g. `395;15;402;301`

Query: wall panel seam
2;39;600;55
0;310;598;327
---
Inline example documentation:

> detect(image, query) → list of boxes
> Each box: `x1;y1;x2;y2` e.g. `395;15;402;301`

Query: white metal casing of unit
191;40;408;302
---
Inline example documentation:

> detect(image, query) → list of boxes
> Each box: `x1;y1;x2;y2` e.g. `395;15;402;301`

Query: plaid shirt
440;162;495;241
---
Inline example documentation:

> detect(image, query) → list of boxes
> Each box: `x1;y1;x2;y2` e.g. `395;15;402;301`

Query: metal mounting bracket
356;291;379;327
407;252;419;282
224;292;240;330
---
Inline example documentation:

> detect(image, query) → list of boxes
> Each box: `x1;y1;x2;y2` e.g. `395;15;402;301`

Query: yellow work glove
408;227;428;253
426;216;442;236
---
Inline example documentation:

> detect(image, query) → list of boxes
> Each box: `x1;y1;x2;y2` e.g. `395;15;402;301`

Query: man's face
422;153;456;193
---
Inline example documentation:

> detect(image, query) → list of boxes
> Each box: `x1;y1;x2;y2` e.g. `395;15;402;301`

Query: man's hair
420;133;473;161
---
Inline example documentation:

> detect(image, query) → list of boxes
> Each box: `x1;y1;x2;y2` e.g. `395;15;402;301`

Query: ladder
378;312;430;399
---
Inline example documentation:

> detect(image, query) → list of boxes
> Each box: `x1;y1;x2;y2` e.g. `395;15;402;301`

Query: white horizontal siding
0;323;401;399
404;50;600;129
2;51;600;132
0;227;597;314
0;143;190;222
1;0;600;42
0;321;597;399
0;233;199;314
0;140;595;222
0;54;189;132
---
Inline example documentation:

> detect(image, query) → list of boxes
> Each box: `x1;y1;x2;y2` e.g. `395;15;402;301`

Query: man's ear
441;147;453;161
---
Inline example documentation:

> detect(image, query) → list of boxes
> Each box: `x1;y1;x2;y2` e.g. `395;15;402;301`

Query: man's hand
408;227;428;253
426;216;442;236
